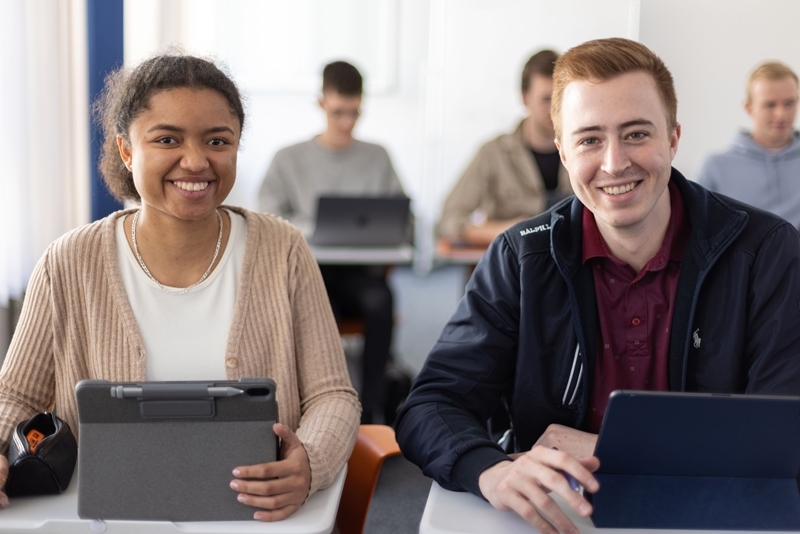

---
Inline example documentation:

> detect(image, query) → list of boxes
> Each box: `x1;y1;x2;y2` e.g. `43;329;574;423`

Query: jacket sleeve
287;232;361;495
743;222;800;393
437;143;493;240
0;249;56;453
395;234;521;497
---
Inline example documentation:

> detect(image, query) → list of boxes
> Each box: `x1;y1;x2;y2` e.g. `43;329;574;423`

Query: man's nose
601;140;631;176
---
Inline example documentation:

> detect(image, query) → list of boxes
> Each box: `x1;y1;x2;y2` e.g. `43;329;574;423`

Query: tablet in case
589;390;800;530
75;378;278;522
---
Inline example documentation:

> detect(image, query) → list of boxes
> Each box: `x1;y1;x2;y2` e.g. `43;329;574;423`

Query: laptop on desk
589;390;800;531
310;196;411;247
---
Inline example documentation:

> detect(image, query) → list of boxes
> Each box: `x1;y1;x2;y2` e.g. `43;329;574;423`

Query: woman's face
117;87;240;223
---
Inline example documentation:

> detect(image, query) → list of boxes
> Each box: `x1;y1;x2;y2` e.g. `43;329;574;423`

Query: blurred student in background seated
437;50;572;247
0;54;360;519
696;61;800;229
397;38;800;534
259;61;404;424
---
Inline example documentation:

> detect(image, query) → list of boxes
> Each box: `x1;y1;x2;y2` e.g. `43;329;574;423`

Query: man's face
319;91;362;142
523;74;555;136
746;76;798;149
555;71;680;236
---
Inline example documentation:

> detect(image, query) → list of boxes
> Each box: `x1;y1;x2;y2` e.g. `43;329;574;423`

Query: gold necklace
130;210;223;295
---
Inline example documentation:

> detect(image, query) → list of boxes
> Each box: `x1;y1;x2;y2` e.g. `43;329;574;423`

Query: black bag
5;412;77;497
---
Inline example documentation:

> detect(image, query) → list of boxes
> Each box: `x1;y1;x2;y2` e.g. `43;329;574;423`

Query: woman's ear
116;135;133;171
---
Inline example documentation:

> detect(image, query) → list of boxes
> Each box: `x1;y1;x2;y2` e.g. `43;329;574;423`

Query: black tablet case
76;378;278;522
589;391;800;530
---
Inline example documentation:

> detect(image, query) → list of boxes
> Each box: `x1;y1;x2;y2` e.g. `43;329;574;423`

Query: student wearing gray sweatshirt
696;61;800;229
259;61;404;424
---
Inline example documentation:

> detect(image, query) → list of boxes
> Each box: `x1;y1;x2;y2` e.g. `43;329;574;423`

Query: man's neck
751;131;794;152
316;131;354;151
522;117;557;153
595;187;672;273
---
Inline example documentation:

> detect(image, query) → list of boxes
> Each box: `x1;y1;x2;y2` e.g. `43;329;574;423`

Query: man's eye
628;132;647;140
580;138;598;146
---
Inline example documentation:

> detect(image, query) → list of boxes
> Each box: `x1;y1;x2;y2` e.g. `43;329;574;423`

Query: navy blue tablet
589;390;800;530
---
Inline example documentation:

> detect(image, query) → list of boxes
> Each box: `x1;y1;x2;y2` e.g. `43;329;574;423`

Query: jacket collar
550;168;749;276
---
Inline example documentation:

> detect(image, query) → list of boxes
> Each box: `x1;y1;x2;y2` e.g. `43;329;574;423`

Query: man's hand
0;455;8;507
534;424;598;460
230;423;311;521
478;446;600;534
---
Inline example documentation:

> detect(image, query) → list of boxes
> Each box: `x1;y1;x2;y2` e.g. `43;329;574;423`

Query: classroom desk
309;244;414;265
419;481;779;534
0;466;345;534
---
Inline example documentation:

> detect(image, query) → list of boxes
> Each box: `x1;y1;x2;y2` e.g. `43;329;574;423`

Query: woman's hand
230;423;312;521
0;455;8;507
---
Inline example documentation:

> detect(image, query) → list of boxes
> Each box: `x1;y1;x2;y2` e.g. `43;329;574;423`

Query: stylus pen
551;447;582;492
111;386;245;398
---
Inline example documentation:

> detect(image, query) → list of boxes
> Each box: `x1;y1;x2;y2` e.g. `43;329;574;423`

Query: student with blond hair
697;61;800;228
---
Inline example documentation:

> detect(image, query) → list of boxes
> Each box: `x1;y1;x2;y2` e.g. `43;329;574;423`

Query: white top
115;209;247;381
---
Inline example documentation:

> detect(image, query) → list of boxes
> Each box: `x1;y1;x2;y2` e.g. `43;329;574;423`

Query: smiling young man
396;38;800;534
697;61;800;229
259;61;404;424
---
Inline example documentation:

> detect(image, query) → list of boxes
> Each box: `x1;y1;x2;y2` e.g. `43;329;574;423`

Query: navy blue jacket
396;169;800;497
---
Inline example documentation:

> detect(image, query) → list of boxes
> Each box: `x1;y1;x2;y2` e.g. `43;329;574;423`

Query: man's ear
669;123;682;161
116;135;132;171
318;95;325;111
744;99;754;118
555;137;567;166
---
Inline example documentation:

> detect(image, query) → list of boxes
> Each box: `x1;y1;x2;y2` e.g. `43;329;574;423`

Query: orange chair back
336;424;401;534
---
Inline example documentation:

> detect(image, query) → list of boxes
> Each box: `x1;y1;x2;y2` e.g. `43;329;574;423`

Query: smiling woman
0;54;360;521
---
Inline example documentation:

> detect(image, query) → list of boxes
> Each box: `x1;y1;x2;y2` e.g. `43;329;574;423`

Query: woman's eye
208;138;227;147
156;137;177;144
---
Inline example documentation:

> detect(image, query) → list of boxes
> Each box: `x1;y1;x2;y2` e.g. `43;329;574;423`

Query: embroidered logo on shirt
693;328;701;349
520;224;551;236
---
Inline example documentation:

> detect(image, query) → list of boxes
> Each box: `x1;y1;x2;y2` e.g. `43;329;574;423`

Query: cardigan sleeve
0;248;57;453
286;234;361;495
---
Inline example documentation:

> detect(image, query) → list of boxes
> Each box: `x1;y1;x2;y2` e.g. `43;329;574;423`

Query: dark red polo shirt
583;181;691;433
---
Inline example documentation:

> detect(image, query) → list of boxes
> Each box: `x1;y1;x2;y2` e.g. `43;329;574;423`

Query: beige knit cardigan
0;207;360;495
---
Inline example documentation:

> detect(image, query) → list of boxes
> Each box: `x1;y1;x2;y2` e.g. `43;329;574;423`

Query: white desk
419;481;780;534
0;467;345;534
309;244;413;265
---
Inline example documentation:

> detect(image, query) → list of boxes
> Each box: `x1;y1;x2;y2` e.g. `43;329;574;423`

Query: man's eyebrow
569;119;656;137
619;119;656;129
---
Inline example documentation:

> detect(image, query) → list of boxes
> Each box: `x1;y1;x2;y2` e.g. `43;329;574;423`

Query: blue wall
87;0;124;220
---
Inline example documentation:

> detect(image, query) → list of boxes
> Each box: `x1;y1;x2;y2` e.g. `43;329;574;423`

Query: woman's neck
125;208;230;288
